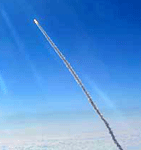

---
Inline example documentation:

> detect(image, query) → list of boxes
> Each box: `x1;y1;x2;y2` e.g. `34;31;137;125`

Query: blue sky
0;0;141;137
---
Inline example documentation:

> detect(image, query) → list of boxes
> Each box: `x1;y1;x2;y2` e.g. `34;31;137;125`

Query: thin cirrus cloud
0;74;7;94
0;8;43;90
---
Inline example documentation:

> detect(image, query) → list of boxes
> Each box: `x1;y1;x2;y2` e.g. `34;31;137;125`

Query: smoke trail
34;19;124;150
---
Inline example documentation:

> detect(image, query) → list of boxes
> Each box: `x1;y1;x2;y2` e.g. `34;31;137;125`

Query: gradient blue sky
0;0;141;136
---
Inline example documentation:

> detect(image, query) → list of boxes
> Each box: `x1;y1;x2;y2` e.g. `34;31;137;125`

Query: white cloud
0;118;140;150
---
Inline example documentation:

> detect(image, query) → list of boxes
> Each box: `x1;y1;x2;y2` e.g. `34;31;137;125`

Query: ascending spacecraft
34;19;38;25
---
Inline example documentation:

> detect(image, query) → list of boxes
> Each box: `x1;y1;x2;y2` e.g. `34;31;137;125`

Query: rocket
34;19;39;25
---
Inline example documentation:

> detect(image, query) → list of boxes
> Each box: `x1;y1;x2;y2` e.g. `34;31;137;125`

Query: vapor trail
34;19;124;150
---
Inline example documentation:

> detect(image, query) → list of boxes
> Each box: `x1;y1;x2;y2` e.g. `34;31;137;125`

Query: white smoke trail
34;19;124;150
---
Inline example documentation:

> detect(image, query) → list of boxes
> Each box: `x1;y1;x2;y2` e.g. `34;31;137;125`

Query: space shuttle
34;19;39;25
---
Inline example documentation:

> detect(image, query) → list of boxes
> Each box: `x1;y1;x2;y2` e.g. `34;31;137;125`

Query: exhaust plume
34;19;124;150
